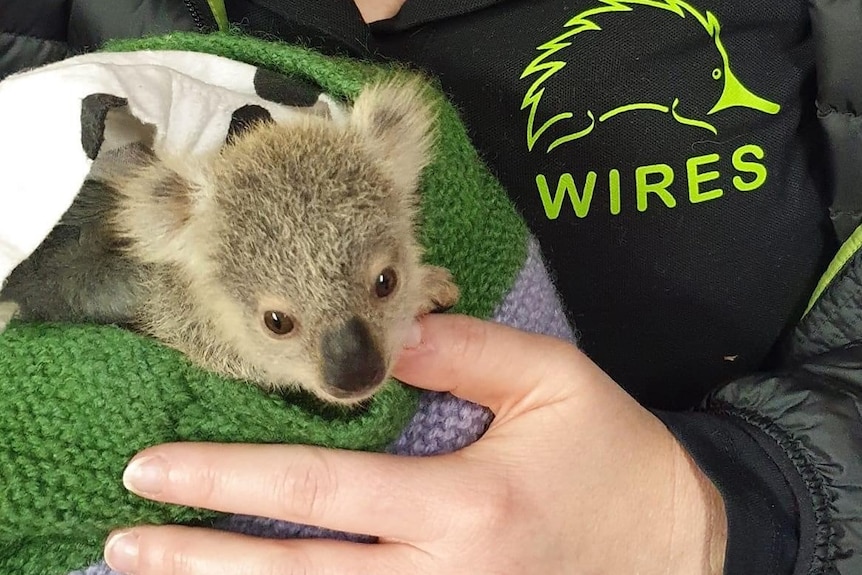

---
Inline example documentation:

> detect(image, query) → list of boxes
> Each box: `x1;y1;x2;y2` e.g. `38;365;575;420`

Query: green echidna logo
521;0;781;153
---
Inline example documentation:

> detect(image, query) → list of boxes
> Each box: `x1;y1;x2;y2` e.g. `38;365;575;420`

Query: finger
121;442;474;543
104;524;410;575
393;314;593;413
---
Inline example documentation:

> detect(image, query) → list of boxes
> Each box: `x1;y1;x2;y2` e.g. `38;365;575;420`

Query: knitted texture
0;322;418;574
0;32;532;574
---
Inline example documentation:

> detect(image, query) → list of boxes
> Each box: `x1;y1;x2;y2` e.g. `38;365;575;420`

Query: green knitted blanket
0;32;528;574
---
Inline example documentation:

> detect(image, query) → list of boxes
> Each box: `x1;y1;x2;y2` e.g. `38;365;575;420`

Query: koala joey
0;77;459;405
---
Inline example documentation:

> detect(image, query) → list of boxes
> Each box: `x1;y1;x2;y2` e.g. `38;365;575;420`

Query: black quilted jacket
3;1;862;573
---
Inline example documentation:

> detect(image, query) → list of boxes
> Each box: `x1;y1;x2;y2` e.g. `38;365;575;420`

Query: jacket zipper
184;0;206;31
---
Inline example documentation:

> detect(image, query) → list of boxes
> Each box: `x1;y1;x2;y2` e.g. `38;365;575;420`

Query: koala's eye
263;310;295;336
374;267;398;299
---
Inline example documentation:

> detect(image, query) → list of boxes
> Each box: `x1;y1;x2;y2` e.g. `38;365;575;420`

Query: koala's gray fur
0;77;459;404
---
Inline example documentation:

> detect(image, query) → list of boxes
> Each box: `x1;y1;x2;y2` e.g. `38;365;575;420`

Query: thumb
392;314;593;414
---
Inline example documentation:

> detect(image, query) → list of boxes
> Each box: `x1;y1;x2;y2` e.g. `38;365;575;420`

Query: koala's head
116;77;458;404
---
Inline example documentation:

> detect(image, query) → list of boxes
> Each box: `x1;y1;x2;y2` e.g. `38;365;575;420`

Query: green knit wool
0;32;528;574
0;324;420;573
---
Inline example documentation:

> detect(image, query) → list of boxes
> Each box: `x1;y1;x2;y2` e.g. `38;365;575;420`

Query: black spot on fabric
80;94;128;160
253;67;322;107
227;104;274;144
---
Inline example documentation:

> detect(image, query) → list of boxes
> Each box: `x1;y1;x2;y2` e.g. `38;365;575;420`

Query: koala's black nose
321;317;387;398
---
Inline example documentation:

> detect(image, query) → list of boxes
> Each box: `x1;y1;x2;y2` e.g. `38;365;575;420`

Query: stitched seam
710;401;835;574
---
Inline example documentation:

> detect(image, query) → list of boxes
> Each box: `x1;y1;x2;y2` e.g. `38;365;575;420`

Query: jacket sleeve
1;0;200;80
0;0;73;79
655;343;862;575
807;0;862;244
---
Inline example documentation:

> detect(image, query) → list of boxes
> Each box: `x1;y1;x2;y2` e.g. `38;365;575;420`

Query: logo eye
374;267;398;299
263;310;295;336
712;68;722;80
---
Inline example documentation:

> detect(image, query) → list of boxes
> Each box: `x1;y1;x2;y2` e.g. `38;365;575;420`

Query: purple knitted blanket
73;236;575;574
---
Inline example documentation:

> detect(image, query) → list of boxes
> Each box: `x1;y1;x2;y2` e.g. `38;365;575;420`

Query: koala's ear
349;77;437;193
226;104;275;145
110;158;199;265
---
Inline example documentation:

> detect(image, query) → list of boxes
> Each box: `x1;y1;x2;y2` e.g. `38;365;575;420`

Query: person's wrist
668;440;728;574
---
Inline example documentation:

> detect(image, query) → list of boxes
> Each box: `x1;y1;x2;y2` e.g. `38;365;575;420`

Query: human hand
353;0;406;22
103;314;727;574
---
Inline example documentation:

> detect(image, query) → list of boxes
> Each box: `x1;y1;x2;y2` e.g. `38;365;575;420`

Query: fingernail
404;320;423;349
123;455;167;496
105;530;139;574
